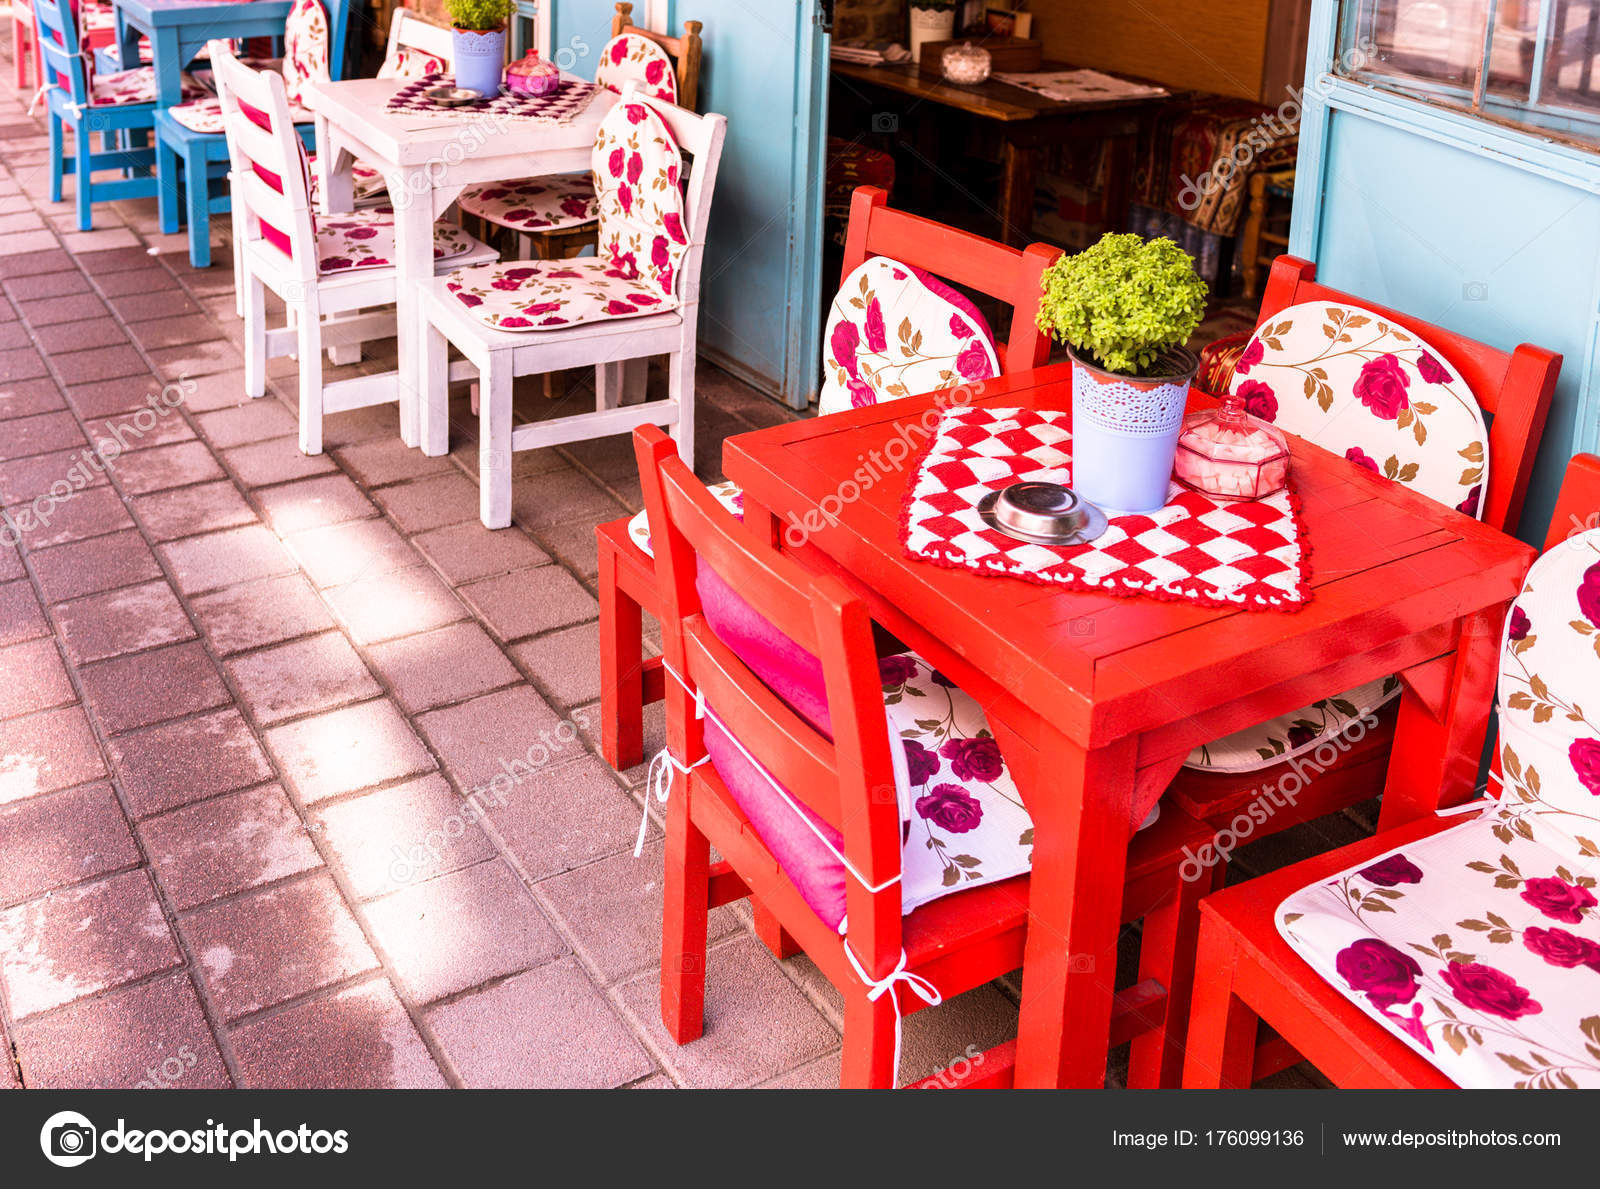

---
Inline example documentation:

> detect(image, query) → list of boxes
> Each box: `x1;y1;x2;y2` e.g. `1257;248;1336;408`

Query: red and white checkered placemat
901;406;1311;611
385;74;602;125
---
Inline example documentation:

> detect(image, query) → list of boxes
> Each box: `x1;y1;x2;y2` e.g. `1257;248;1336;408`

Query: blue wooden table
112;0;293;107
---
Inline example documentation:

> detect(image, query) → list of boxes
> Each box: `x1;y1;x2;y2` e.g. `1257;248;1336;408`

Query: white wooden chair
212;46;498;455
418;86;727;528
377;8;454;79
232;13;456;316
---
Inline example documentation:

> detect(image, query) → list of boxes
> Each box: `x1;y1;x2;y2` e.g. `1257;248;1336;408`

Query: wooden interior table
829;60;1164;245
304;75;618;448
723;362;1536;1087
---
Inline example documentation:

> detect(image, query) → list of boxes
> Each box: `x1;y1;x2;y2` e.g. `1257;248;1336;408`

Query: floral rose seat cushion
89;67;211;107
595;32;678;105
314;209;482;275
817;256;1001;416
446;97;687;331
378;45;447;80
456;174;601;235
456;33;677;239
1188;302;1493;773
1277;527;1600;1087
280;0;330;108
627;481;742;557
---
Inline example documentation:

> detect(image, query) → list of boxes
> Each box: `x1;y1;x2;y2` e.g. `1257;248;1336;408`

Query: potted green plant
1036;233;1209;513
909;0;958;60
447;0;516;97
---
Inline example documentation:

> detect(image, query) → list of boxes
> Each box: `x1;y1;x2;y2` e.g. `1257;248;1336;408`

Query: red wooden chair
599;186;1060;778
634;423;1216;1088
1183;453;1600;1089
1166;255;1560;838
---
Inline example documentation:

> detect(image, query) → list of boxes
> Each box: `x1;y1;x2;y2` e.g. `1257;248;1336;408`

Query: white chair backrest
212;47;317;286
378;8;454;78
613;86;725;309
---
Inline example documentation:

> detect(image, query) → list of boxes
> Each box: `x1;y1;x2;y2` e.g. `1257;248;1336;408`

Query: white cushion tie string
641;659;902;895
842;941;942;1088
634;747;709;859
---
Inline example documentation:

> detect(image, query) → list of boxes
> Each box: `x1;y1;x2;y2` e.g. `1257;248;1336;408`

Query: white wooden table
303;76;618;447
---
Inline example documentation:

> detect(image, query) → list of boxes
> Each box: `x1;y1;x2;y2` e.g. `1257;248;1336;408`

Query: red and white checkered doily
901;407;1312;611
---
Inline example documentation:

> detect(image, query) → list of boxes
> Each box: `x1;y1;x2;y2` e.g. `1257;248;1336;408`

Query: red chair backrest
1543;452;1600;552
1256;256;1561;533
841;186;1061;371
633;425;906;973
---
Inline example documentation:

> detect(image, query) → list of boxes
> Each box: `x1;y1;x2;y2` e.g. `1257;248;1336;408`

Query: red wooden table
723;362;1536;1088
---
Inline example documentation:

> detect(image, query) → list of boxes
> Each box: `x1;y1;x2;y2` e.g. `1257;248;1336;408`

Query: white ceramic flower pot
1067;346;1199;515
908;7;956;60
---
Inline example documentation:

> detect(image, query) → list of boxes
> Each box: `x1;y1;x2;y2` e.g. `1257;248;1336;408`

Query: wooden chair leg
419;307;451;458
47;110;62;204
668;339;696;468
598;543;645;770
1127;861;1214;1088
841;986;900;1088
477;351;513;528
156;134;181;235
242;271;266;398
1240;171;1267;300
1181;912;1259;1088
295;292;324;455
12;20;26;91
72;119;93;231
183;145;211;268
660;783;710;1044
752;899;801;959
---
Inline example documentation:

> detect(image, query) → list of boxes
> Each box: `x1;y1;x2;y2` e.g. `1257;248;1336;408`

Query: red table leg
1013;729;1138;1087
1378;607;1506;829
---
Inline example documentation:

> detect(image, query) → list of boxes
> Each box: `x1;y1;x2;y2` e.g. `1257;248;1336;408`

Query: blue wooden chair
155;0;352;268
34;0;191;230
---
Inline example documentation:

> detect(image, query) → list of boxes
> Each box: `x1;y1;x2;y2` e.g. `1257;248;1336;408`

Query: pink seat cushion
694;560;853;929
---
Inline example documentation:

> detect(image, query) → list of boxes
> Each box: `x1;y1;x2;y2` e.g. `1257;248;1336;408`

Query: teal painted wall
1291;2;1600;544
550;1;828;408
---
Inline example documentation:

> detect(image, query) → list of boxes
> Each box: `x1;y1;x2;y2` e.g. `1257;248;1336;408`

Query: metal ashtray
976;482;1108;546
424;86;483;106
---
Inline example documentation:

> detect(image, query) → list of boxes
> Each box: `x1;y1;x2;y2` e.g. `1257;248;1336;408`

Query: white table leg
391;170;434;448
317;119;354;216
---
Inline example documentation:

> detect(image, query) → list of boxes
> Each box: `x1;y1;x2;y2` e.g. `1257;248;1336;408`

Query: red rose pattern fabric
446;98;688;332
89;66;212;107
594;32;678;104
456;173;599;234
818;256;1000;416
314;209;482;275
377;44;447;81
1277;524;1600;1087
1190;302;1492;773
281;0;330;108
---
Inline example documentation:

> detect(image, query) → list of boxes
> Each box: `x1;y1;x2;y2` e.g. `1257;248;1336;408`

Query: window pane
1338;0;1600;146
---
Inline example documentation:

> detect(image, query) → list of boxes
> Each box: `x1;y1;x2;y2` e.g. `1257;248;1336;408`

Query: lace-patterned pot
1068;345;1199;515
452;26;506;97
